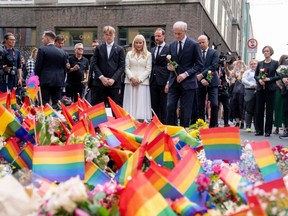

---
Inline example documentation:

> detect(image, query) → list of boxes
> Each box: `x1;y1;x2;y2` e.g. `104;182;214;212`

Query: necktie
178;41;182;56
155;45;161;58
202;50;206;61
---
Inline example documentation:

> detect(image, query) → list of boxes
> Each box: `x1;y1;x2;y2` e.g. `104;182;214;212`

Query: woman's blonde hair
29;47;38;59
131;34;148;59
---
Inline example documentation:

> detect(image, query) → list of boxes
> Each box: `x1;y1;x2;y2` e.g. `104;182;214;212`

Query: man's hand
177;73;188;83
167;64;176;72
100;76;110;86
18;78;22;87
197;73;203;81
164;84;169;93
201;79;209;86
259;79;265;86
107;78;115;86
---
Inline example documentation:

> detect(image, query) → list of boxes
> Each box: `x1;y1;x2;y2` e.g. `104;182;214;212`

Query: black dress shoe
255;132;263;136
264;133;270;137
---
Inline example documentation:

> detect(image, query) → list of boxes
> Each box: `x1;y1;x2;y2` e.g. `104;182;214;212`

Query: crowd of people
1;21;288;139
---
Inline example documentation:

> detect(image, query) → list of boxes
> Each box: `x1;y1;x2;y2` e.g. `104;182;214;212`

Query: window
55;27;98;47
118;26;165;51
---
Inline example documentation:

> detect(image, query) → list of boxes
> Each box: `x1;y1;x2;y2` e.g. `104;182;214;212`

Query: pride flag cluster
0;93;287;215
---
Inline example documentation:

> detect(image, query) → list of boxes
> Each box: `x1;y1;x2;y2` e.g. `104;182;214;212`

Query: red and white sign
247;38;258;49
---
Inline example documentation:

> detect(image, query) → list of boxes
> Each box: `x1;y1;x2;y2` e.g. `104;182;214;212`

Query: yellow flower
189;129;199;139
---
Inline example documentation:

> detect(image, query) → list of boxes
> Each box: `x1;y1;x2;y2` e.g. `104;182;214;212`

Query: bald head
198;35;209;51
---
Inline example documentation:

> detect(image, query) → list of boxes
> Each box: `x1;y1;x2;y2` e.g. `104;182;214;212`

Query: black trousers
90;86;120;106
255;89;276;134
197;86;218;127
41;86;62;109
244;89;256;128
150;82;168;124
282;93;288;127
218;92;230;125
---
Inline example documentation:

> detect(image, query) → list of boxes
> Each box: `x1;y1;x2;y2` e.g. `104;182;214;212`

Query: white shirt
106;42;114;58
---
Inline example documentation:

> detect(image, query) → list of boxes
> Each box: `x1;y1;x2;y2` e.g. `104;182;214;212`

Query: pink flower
213;164;221;174
195;173;211;191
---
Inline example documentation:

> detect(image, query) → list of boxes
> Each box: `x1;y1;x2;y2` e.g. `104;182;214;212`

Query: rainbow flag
0;91;8;107
0;104;28;140
66;118;90;144
167;148;206;205
60;102;75;129
142;121;161;145
171;197;206;216
84;161;110;186
146;132;179;169
43;103;58;117
109;127;142;152
10;89;17;110
118;171;177;216
77;95;92;110
32;144;85;182
115;144;146;186
132;121;149;136
83;102;108;128
0;138;29;169
107;146;133;170
200;127;241;161
66;102;79;120
99;115;136;148
144;160;183;200
219;166;250;203
163;126;199;147
246;195;266;216
19;142;33;169
250;141;282;182
108;96;132;119
19;97;31;117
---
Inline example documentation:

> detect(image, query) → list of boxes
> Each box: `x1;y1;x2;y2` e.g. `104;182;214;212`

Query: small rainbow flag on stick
84;161;110;186
0;138;29;169
118;171;177;216
200;127;241;161
250;141;282;182
0;104;28;140
32;144;85;182
171;197;206;216
83;102;108;128
219;166;250;203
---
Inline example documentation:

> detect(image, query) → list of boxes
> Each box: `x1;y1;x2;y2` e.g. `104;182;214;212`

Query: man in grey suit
196;35;220;128
90;26;125;106
150;28;170;124
34;31;67;109
166;21;203;128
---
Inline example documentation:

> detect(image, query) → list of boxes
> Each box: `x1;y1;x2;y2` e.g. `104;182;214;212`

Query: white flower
166;54;171;60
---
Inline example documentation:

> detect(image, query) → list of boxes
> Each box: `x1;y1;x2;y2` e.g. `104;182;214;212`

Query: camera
218;52;235;67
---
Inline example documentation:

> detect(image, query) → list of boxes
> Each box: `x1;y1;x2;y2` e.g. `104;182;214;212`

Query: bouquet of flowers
166;55;178;76
258;68;267;79
276;65;288;77
206;70;214;83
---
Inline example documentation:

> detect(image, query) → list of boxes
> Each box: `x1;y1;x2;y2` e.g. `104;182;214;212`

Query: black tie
202;50;206;61
156;45;161;57
178;41;182;56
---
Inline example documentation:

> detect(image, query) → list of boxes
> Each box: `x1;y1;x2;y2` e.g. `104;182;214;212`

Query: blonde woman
26;47;38;80
123;34;152;121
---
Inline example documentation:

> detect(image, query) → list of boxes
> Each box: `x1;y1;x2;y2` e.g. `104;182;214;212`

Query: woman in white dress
123;34;152;121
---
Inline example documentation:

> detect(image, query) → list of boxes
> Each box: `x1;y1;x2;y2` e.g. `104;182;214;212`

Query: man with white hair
66;43;89;102
166;21;203;128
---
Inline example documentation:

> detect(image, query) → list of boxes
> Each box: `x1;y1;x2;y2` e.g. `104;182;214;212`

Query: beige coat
124;51;152;85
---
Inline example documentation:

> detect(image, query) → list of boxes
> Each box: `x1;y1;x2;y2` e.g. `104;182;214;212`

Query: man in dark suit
166;21;203;128
150;28;170;124
34;31;67;109
196;35;220;127
90;26;125;106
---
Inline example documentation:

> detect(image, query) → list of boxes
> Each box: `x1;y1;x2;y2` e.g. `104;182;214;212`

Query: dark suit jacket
90;43;125;88
198;48;220;88
150;44;170;86
168;37;203;89
254;60;279;91
34;44;67;87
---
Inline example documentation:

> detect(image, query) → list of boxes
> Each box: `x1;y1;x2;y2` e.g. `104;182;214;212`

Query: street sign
247;38;258;49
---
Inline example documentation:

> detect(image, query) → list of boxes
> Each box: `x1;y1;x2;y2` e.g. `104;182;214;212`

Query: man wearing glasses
1;33;23;92
66;43;89;102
